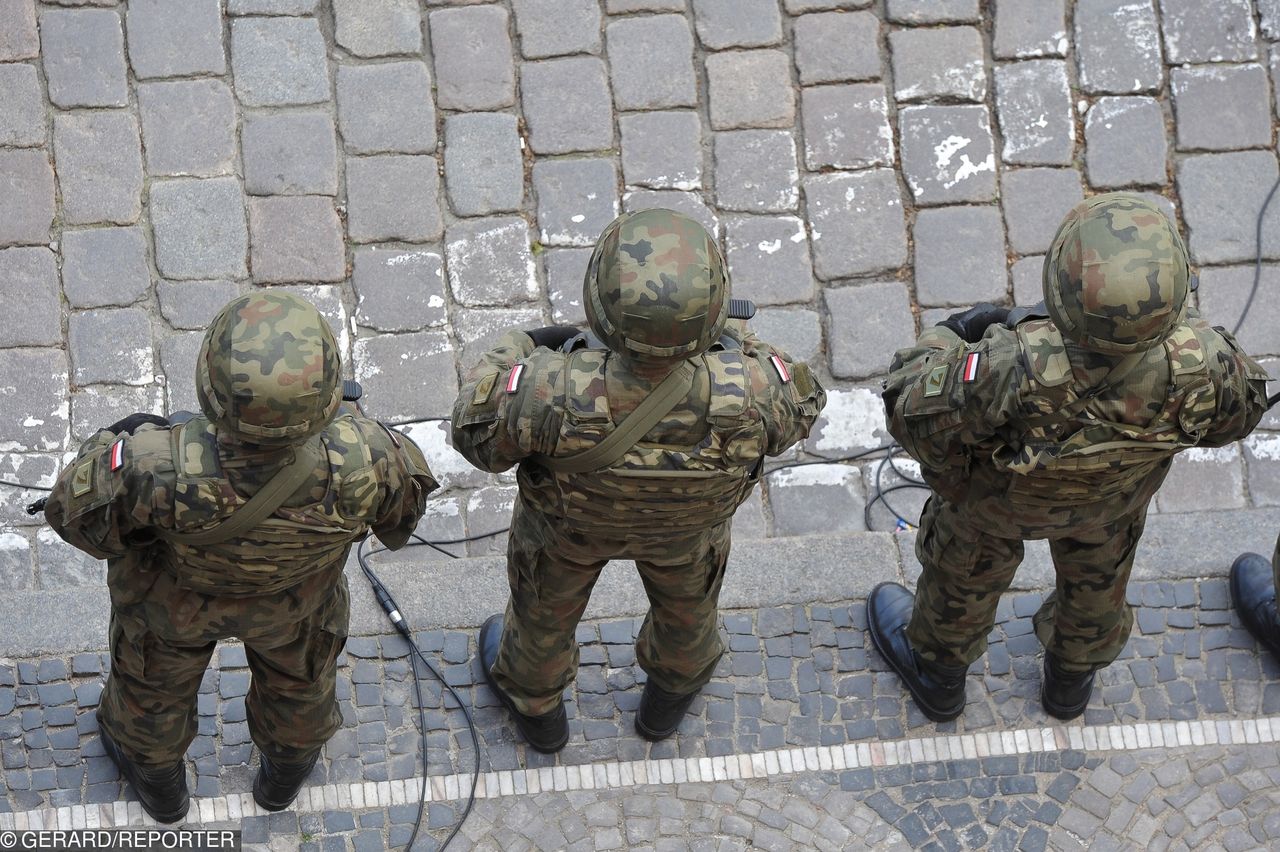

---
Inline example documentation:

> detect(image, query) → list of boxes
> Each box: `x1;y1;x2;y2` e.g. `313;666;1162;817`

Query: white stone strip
5;715;1280;831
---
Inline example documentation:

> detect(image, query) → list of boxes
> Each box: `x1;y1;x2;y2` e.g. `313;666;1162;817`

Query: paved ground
3;0;1280;849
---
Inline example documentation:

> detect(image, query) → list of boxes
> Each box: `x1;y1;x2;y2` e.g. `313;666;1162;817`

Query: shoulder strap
534;360;696;474
158;440;322;546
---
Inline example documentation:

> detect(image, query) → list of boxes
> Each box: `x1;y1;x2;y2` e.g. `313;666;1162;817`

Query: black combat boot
479;614;569;753
253;752;319;811
98;726;190;824
1230;552;1280;659
635;681;699;741
1041;654;1095;720
867;582;968;722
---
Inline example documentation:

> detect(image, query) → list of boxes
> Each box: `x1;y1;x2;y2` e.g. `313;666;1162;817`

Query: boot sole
867;589;964;724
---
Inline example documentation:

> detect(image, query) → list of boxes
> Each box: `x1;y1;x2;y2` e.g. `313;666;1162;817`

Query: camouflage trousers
490;497;732;717
98;556;349;767
906;495;1149;673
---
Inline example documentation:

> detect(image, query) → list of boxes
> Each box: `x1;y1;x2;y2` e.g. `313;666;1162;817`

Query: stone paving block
899;105;997;205
0;350;66;453
242;111;338;196
354;248;447;332
750;308;821;364
533;158;619;247
825;282;915;380
1197;265;1280;357
125;0;224;79
70;384;159;443
714;130;799;213
724;216;813;307
228;0;317;11
804;170;906;279
52;112;142;226
335;62;436;156
769;465;866;535
793;11;880;85
1074;0;1164;94
0;531;33;591
429;6;515;110
1171;64;1271;152
994;60;1074;166
545;248;591;325
455;306;545;366
1084;97;1168;188
0;63;42;147
1177;151;1280;264
157;280;241;331
620;111;702;191
61;227;150;309
0;149;52;246
150;177;249;280
606;0;683;10
35;528;103;588
0;0;38;61
1012;255;1044;306
445;217;538;307
623;190;720;238
0;248;58;346
994;0;1067;59
607;16;697;111
1243;433;1280;506
137;80;237;178
512;0;600;59
68;308;153;386
346;155;443;243
521;57;614;154
353;332;458;422
39;8;127;108
1155;446;1246;512
444;113;523;216
707;50;795;130
886;0;978;22
230;17;330;107
801;83;894;171
1160;0;1256;65
1001;168;1084;256
692;0;783;50
784;0;874;10
248;196;345;284
334;0;421;57
890;27;986;102
914;206;1007;306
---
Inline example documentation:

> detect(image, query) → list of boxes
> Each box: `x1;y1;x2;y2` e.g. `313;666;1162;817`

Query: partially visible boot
479;614;569;753
98;725;190;824
634;681;699;741
1230;552;1280;660
253;752;319;812
867;583;968;722
1041;654;1095;721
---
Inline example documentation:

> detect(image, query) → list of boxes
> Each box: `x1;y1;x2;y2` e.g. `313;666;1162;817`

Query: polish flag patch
505;364;525;394
962;352;982;383
769;354;792;383
109;439;125;472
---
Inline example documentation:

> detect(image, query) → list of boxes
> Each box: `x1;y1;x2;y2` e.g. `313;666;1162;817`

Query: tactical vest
143;415;388;595
528;347;766;539
991;320;1216;506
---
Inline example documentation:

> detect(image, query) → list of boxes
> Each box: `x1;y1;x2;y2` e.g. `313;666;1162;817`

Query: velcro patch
472;372;497;405
769;355;792;383
71;458;94;497
109;439;125;472
923;365;948;398
962;352;981;383
505;364;525;394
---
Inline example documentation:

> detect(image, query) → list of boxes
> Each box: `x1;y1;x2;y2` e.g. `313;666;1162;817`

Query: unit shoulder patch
71;458;94;497
472;372;497;406
923;365;949;398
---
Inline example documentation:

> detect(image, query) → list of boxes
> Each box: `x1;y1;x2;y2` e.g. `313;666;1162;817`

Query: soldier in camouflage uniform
872;193;1269;722
44;293;437;822
451;209;825;752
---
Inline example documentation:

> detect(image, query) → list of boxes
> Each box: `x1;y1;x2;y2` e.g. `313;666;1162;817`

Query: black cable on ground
1233;174;1280;336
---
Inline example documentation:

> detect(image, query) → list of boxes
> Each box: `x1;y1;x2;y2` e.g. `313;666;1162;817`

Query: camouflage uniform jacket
883;307;1269;522
45;409;438;596
452;326;826;538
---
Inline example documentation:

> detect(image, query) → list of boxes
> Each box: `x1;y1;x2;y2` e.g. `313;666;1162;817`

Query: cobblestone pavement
4;0;1280;849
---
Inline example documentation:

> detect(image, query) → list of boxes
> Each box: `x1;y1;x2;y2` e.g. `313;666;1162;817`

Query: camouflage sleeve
357;418;439;551
43;425;173;560
738;329;827;455
450;331;565;472
1185;312;1272;447
883;325;1024;470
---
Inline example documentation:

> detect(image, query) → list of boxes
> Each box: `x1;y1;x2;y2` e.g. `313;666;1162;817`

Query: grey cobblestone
914;205;1007;306
0;0;38;61
125;0;224;79
706;50;795;130
68;308;153;387
0;248;59;346
692;0;783;51
229;17;330;107
157;281;241;331
0;63;42;147
333;0;421;58
1074;0;1164;94
1012;256;1045;307
1177;151;1280;264
826;282;915;381
512;0;600;59
1001;168;1084;256
242;111;338;196
751;308;821;365
52;112;143;226
346;155;443;244
445;217;538;307
804;169;906;279
336;62;437;156
522;56;614;154
39;8;127;108
0;149;52;247
607;16;697;111
994;60;1074;166
1170;64;1271;152
247;196;345;284
533;158;620;248
801;84;894;171
1159;0;1256;66
149;177;248;280
544;248;591;324
1084;97;1168;188
429;6;515;111
994;0;1067;59
890;27;986;103
137;80;237;178
899;105;997;205
353;332;458;423
723;216;813;307
714;130;799;213
794;11;880;85
443;113;523;217
620;111;702;191
61;227;151;309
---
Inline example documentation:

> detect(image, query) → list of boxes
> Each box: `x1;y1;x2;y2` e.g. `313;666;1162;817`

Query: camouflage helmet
196;292;342;447
1043;192;1190;355
584;208;729;367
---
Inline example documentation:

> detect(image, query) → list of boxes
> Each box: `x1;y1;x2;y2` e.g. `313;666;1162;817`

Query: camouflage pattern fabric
883;192;1269;674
